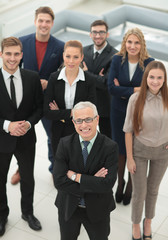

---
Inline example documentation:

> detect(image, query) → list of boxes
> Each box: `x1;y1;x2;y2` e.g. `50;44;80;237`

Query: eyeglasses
91;31;107;36
73;116;97;124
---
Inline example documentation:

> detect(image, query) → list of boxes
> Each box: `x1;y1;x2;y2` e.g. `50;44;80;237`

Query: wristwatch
71;173;77;181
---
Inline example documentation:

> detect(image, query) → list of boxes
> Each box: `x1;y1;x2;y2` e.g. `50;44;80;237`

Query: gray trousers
131;138;168;224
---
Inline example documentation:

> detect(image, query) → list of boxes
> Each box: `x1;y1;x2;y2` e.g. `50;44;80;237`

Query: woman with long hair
124;61;168;240
108;28;154;205
44;40;96;172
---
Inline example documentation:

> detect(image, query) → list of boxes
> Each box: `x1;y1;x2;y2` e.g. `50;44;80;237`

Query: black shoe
132;237;142;240
143;218;152;239
22;214;42;231
115;180;125;203
0;218;7;236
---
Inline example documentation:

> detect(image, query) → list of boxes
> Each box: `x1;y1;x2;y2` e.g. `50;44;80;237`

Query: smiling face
63;46;83;72
90;25;109;49
147;68;165;95
126;34;141;57
35;13;54;40
0;45;23;74
73;107;99;141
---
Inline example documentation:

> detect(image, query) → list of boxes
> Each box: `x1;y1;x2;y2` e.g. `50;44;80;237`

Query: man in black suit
0;37;43;236
53;101;118;240
83;20;117;138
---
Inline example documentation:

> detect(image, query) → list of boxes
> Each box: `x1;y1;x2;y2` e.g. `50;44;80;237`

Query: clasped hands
67;167;108;183
9;120;30;136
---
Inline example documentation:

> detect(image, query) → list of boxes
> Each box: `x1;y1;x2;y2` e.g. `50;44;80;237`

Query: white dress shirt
57;67;85;109
2;67;23;132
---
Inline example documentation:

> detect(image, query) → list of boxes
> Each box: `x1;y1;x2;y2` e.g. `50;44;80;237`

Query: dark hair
133;61;168;135
90;20;108;32
64;40;83;56
1;37;22;52
35;6;54;20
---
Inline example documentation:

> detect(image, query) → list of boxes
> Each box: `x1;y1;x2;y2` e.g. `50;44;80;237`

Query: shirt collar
146;90;162;101
58;67;85;84
93;41;107;55
2;67;21;81
79;131;98;146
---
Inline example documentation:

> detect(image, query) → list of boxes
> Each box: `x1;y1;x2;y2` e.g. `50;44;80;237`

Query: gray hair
72;101;98;119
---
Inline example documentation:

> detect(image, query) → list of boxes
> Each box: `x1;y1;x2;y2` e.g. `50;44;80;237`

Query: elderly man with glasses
83;20;117;138
53;101;118;240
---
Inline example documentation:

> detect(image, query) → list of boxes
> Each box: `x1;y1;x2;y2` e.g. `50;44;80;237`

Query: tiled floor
2;121;168;240
1;1;168;239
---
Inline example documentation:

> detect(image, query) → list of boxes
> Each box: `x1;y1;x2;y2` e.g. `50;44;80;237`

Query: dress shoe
0;218;7;236
132;236;142;240
115;180;125;203
22;214;42;231
11;169;20;185
143;218;152;239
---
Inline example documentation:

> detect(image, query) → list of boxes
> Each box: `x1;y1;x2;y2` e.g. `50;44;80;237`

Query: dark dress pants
0;143;35;218
58;207;110;240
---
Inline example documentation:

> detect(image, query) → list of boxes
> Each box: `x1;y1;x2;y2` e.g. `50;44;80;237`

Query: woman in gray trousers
123;61;168;240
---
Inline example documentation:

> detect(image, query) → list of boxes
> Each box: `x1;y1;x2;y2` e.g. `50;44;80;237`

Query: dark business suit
44;70;96;157
108;54;154;154
53;132;118;239
0;68;43;218
83;42;117;138
19;33;64;171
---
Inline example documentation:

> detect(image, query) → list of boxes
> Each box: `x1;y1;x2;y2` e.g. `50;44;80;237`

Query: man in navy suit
11;6;64;183
53;101;118;240
83;20;117;138
0;37;43;236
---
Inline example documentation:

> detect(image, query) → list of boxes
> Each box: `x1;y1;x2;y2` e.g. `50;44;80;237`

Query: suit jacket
19;34;64;80
44;70;96;121
108;55;154;112
83;42;117;117
43;70;96;149
0;68;43;153
53;132;118;223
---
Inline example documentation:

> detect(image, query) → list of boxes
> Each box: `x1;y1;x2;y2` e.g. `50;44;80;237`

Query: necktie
82;141;90;166
10;75;17;108
93;51;99;60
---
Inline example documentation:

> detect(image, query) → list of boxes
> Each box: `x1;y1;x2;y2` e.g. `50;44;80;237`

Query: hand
82;61;88;71
134;87;141;92
9;120;29;136
94;167;108;178
49;100;59;110
99;68;104;76
67;170;75;179
40;79;48;90
114;78;120;86
127;158;136;174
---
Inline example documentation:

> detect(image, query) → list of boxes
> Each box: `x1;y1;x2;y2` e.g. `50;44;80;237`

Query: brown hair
90;20;108;32
133;61;168;135
117;28;150;70
1;37;22;52
64;40;83;56
35;6;54;20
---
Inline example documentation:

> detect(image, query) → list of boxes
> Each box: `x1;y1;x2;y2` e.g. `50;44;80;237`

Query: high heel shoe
143;218;152;239
115;180;125;203
132;237;142;240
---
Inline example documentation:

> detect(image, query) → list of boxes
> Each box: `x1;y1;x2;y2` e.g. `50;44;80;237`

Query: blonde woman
123;61;168;240
44;40;96;171
108;28;154;205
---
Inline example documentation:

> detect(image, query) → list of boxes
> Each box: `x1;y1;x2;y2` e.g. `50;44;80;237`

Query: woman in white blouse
123;61;168;240
44;40;96;171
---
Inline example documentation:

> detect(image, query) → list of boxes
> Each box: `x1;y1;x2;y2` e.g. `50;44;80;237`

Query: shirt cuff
3;120;11;133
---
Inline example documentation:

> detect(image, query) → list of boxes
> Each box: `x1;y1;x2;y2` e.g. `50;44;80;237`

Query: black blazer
53;132;118;223
84;42;117;117
44;70;96;121
0;68;43;153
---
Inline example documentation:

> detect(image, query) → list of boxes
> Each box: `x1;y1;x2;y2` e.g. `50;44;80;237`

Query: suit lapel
131;64;141;83
0;69;17;108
